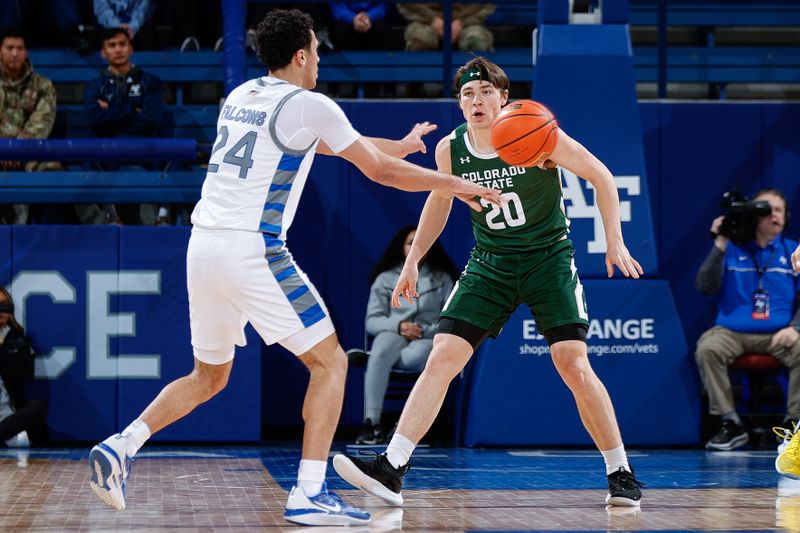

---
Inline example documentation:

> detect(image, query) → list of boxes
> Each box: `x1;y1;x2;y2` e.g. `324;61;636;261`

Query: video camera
716;189;772;245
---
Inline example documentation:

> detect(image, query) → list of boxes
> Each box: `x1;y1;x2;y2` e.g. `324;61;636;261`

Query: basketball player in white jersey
87;8;502;526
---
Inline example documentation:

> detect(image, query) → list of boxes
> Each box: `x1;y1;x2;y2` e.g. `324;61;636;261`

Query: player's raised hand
391;264;420;308
605;240;643;279
401;122;438;156
451;180;503;208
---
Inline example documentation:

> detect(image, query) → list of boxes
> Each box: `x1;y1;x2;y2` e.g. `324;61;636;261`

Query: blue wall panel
761;104;800;207
11;226;120;440
6;227;261;441
463;280;697;446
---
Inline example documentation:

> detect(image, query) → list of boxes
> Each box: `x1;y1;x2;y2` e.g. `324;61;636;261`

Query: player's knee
192;362;231;400
305;348;347;377
551;345;591;389
422;350;463;382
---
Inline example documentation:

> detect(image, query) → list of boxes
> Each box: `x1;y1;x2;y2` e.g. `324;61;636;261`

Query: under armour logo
781;256;788;265
460;156;471;164
469;72;480;77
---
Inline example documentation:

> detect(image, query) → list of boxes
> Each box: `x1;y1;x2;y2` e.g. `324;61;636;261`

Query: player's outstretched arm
338;136;502;206
549;128;643;279
364;121;438;158
320;122;437;158
793;243;800;272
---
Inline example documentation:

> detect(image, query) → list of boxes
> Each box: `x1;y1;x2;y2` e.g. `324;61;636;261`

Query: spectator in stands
84;27;165;225
355;226;457;444
0;286;48;448
0;29;60;225
397;3;494;51
330;2;392;50
696;189;800;451
94;0;157;50
0;0;91;54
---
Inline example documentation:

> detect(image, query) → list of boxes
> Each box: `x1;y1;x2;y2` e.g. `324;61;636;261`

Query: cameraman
696;189;800;451
0;287;48;447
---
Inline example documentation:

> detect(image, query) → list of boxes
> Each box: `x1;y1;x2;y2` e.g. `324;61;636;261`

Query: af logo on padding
560;168;640;254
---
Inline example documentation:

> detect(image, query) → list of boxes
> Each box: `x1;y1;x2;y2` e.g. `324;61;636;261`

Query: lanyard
749;238;787;290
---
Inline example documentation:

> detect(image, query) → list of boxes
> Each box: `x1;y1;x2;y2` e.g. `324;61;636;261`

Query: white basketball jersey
191;77;359;237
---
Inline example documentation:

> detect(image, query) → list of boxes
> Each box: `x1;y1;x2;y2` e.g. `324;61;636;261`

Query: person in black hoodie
0;286;48;447
85;27;164;139
84;26;165;225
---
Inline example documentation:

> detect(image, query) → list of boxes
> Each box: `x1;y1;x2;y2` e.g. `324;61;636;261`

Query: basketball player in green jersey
333;57;645;506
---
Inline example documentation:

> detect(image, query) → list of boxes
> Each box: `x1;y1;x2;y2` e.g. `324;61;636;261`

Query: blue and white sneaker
88;433;132;510
284;481;370;526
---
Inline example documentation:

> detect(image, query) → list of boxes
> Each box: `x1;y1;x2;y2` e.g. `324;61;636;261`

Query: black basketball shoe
606;465;644;506
333;452;410;505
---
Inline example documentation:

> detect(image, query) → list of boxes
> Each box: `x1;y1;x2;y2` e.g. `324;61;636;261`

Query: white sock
601;444;629;476
385;433;415;469
297;459;326;496
121;419;151;458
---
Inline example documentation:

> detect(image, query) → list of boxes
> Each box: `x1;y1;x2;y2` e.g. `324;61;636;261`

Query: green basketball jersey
449;123;568;253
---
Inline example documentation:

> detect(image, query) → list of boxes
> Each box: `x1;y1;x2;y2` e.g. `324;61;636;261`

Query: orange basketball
490;100;559;167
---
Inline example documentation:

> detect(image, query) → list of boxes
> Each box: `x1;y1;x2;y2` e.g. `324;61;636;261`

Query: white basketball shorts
187;227;334;364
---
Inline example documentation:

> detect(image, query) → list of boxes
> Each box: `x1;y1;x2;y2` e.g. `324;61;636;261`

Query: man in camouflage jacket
0;30;60;173
397;3;495;51
0;29;62;224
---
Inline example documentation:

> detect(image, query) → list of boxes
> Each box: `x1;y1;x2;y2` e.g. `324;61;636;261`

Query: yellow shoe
777;428;800;478
775;421;800;454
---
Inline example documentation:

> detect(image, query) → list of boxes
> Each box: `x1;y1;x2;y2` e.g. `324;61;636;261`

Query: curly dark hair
369;226;459;285
0;286;23;334
254;9;314;72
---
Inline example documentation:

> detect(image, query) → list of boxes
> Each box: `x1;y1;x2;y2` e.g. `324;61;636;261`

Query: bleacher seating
28;0;800;105
635;46;800;84
7;1;797;205
31;42;800;112
628;2;800;27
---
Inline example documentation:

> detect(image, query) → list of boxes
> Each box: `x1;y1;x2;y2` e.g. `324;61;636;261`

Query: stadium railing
0;139;202;203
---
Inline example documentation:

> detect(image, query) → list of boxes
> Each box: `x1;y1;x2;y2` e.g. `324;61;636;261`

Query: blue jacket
716;237;800;333
94;0;153;34
330;3;387;23
84;66;164;138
